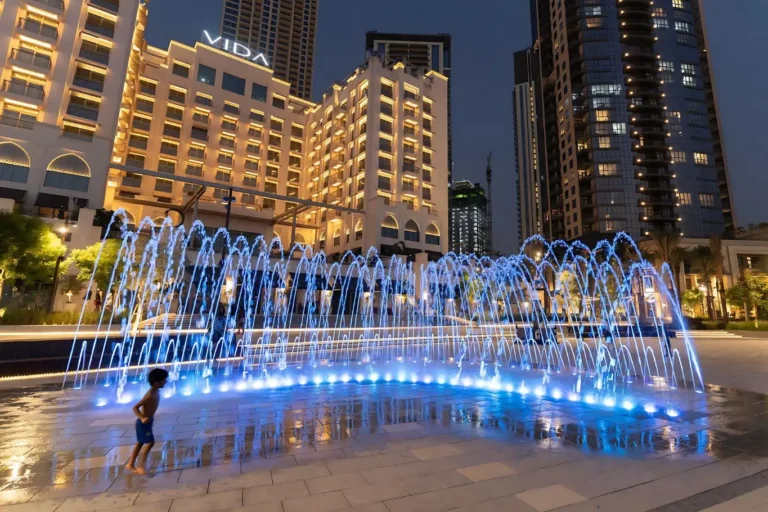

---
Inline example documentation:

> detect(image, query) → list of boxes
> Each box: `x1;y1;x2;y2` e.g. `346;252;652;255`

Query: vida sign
202;30;270;67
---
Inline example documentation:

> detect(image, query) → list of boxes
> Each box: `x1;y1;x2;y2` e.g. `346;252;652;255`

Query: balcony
192;113;209;126
154;181;173;193
18;19;59;41
219;138;236;149
66;105;99;122
0;115;34;130
79;47;110;65
10;48;52;71
132;118;150;131
72;76;105;93
84;19;115;39
3;80;45;101
90;0;120;13
122;176;142;188
31;0;65;10
163;126;181;138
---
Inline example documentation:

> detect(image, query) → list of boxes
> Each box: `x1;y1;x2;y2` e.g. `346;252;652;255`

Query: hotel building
220;0;317;100
0;0;144;223
450;180;489;256
106;39;448;259
520;0;735;242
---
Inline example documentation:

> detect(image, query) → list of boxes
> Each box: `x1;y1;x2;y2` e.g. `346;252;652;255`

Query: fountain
64;211;703;414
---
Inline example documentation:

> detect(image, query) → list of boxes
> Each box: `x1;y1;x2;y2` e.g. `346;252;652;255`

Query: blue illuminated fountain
64;211;703;415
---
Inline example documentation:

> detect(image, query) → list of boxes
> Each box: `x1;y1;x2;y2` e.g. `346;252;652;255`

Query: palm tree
709;235;728;319
691;246;717;320
646;230;687;297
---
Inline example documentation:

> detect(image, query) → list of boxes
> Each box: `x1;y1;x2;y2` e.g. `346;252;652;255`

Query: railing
128;137;148;149
84;21;114;39
122;176;142;188
79;48;110;65
165;109;182;121
10;48;52;70
220;138;235;149
154;182;173;193
192;113;209;124
90;0;120;13
422;169;431;182
72;76;105;92
195;96;213;107
32;0;65;10
18;18;59;40
0;115;34;130
3;80;45;100
402;183;417;193
163;127;181;138
67;105;99;121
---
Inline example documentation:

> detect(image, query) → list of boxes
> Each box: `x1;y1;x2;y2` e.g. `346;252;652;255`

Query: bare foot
135;466;147;475
125;464;137;473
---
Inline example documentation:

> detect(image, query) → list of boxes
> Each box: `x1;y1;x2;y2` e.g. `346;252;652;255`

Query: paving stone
282;490;349;512
243;481;309;505
305;472;367;495
515;484;588;512
342;481;411;507
457;462;517;482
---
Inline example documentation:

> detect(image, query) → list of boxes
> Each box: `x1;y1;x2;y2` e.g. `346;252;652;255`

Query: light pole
47;226;69;313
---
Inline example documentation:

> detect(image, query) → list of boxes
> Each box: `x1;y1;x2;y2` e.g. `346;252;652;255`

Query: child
126;368;168;474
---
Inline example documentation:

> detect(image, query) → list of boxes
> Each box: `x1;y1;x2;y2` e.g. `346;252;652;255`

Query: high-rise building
0;0;145;220
523;0;734;242
365;32;453;242
219;0;317;100
107;44;449;257
450;180;489;256
514;47;543;245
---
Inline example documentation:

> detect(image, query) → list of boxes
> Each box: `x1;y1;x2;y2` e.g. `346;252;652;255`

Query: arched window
333;228;341;246
381;215;398;239
404;220;420;243
318;230;326;250
0;142;30;183
45;154;90;192
355;220;363;241
293;233;306;244
425;223;440;245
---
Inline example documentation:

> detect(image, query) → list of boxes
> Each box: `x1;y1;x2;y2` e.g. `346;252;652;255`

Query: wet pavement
2;380;768;511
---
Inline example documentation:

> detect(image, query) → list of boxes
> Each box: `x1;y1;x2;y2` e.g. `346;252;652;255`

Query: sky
144;0;768;255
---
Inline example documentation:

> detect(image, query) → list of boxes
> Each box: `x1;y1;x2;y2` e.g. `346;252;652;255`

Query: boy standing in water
126;368;168;474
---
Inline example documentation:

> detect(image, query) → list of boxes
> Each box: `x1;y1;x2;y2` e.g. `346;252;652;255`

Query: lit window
683;76;696;87
675;21;692;33
673;0;684;9
658;61;675;73
681;63;697;75
197;64;216;85
693;152;710;165
699;193;714;207
595;110;610;122
612;123;626;135
671;151;686;163
598;164;618;176
678;192;692;205
598;137;612;149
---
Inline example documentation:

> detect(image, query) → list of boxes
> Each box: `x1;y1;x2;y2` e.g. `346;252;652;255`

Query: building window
693;152;710;165
595;110;610;122
671;151;686;163
377;175;391;191
251;83;268;102
673;0;684;8
381;215;398;238
675;21;692;33
197;64;216;85
172;61;190;78
425;223;440;245
222;73;245;95
678;192;692;205
272;95;285;109
699;193;714;207
250;109;265;122
404;220;420;242
598;137;612;149
598;164;618;176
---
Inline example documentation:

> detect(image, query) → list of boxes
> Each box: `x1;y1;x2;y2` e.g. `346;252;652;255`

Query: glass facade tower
522;0;734;242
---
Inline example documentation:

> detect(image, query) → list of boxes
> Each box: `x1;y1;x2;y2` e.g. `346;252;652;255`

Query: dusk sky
144;0;768;255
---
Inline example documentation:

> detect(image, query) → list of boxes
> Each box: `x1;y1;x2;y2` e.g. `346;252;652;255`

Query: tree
681;288;704;317
60;275;85;302
691;246;718;321
710;235;728;319
645;230;687;297
726;270;768;327
67;239;124;292
0;211;66;292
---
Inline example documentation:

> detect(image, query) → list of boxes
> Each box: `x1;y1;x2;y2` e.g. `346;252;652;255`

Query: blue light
506;383;515;392
298;376;308;386
603;396;616;407
397;372;406;383
328;374;337;384
410;373;418;383
423;375;433;384
341;373;351;383
369;372;379;382
313;375;323;385
568;392;580;402
355;373;365;382
219;383;230;392
551;389;563;400
622;400;634;411
437;376;446;385
462;377;473;387
283;377;294;387
665;408;680;418
117;393;133;404
644;403;657;414
252;380;264;390
534;386;545;397
518;384;529;396
584;394;596;405
182;387;193;396
236;380;247;391
96;398;109;407
266;378;279;388
384;373;393;382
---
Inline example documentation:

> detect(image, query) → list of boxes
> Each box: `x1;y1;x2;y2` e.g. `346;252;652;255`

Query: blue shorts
135;418;154;444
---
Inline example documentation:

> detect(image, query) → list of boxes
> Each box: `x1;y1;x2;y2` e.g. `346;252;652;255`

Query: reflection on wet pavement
2;381;768;510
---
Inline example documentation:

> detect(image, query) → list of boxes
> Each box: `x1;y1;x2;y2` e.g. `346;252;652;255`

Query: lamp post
47;226;69;314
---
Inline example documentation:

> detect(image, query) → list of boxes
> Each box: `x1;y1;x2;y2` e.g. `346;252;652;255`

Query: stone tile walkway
2;380;768;511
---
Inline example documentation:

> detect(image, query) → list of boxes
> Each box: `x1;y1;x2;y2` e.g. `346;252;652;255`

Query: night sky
144;0;768;254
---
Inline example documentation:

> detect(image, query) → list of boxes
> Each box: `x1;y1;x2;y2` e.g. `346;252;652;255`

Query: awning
35;193;70;209
0;187;25;201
